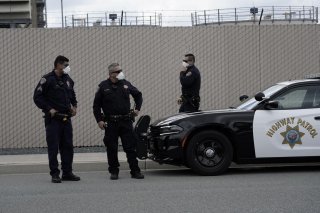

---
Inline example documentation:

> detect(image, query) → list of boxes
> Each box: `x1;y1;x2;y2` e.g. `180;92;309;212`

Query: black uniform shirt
180;65;201;97
33;70;77;113
93;79;143;123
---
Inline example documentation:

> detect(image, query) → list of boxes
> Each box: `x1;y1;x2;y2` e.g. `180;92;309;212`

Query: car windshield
236;84;286;110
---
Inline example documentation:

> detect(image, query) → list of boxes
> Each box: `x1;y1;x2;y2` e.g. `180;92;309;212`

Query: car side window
312;87;320;107
272;85;320;109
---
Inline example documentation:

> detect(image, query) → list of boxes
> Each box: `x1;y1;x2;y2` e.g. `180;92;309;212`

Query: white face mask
63;66;71;74
116;72;125;80
182;61;189;68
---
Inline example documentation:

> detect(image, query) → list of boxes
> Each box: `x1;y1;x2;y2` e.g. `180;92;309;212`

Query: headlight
159;125;183;136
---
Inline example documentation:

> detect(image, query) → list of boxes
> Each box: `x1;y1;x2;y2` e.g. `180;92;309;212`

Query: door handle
315;116;320;120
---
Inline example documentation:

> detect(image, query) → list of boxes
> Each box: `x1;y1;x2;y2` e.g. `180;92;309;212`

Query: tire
186;130;233;175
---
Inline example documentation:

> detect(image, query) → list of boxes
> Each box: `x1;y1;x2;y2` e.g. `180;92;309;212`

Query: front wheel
186;130;233;175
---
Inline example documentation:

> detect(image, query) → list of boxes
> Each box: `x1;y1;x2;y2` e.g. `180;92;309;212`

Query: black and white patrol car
139;75;320;175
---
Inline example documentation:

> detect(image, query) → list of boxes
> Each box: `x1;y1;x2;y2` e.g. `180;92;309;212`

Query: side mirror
264;101;279;110
254;92;265;101
239;95;249;102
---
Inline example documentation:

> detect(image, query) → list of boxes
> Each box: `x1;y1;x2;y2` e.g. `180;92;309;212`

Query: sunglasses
63;63;69;67
112;70;122;74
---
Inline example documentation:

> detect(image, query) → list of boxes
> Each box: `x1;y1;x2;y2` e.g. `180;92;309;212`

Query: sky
45;0;319;27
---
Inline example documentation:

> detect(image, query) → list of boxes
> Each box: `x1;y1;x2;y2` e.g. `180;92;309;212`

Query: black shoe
131;172;144;179
51;175;62;183
110;173;119;180
62;172;80;181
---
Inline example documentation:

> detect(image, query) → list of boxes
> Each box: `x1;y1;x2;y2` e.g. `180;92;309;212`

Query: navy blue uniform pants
103;120;140;175
45;118;74;176
179;102;199;113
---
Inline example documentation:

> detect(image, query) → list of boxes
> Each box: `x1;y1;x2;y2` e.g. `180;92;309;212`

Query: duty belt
53;112;71;122
107;114;132;122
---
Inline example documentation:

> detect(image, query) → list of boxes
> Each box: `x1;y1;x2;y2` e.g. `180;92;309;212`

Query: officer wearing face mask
93;62;144;180
33;55;80;183
177;53;201;112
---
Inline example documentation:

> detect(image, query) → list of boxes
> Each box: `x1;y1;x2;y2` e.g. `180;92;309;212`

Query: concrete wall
0;25;319;148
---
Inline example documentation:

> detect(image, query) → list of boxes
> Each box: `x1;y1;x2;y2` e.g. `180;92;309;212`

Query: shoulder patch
124;85;128;89
186;72;192;77
40;78;46;84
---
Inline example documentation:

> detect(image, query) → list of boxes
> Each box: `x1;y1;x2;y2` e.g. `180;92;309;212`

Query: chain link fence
0;24;319;151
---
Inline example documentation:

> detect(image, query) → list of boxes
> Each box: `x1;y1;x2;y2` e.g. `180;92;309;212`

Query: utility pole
61;0;64;28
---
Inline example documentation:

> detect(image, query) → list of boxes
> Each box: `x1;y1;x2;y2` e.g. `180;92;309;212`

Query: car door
253;84;320;158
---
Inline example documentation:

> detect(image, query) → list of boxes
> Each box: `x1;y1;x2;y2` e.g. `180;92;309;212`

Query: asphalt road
1;166;320;213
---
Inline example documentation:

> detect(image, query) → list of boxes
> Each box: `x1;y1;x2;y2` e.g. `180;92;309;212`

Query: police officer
33;55;80;183
178;53;201;112
93;63;144;180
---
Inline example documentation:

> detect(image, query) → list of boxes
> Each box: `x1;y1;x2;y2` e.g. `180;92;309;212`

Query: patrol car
146;75;320;175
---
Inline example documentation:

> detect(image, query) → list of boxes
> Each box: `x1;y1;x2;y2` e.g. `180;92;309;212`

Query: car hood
152;108;246;126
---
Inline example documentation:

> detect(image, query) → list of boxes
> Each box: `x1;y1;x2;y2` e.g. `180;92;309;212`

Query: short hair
108;63;120;72
54;55;69;67
185;53;195;62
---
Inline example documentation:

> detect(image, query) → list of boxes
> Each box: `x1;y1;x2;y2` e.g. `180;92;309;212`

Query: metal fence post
204;10;207;25
312;6;314;22
218;9;220;25
289;6;291;23
87;13;89;27
120;10;123;26
272;6;274;23
235;8;237;24
72;15;74;28
191;13;194;26
309;9;312;20
195;12;197;25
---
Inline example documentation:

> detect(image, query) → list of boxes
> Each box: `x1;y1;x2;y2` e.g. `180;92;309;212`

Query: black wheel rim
194;139;225;167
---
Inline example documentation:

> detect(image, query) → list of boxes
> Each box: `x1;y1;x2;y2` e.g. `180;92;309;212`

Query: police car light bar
304;73;320;79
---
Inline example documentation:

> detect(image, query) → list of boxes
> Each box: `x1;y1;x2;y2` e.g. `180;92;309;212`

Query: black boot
110;173;119;180
131;171;144;179
62;172;80;181
51;174;62;183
